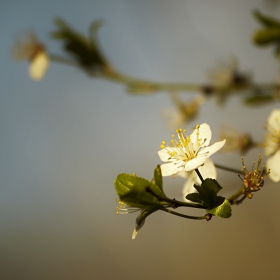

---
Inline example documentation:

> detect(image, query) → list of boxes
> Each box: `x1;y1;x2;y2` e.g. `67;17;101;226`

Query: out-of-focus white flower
12;31;49;80
162;93;205;128
158;123;226;176
219;125;253;154
178;159;217;201
207;57;250;104
265;109;280;182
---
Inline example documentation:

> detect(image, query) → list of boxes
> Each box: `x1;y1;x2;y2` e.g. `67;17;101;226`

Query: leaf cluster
186;178;232;218
253;10;280;58
51;18;109;70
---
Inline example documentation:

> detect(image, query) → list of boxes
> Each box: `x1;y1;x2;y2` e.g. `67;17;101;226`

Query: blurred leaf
51;17;109;70
253;10;280;28
244;94;274;106
253;29;280;46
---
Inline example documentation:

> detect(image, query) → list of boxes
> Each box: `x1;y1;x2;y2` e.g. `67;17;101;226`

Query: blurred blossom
11;31;49;80
264;109;280;182
219;125;254;154
158;123;226;176
207;57;250;104
178;159;217;202
161;93;205;128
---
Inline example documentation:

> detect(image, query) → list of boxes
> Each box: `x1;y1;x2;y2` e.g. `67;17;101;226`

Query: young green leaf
114;173;168;209
206;198;232;218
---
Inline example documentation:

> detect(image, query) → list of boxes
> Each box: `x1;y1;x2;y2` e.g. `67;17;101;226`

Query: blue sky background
1;1;280;279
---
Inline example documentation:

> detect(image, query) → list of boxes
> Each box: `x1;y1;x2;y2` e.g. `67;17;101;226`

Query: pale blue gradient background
1;1;280;279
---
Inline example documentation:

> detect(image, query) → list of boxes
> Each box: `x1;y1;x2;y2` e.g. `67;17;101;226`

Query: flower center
160;125;205;163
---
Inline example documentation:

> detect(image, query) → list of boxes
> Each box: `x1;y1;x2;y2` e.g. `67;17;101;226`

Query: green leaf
185;193;204;205
202;178;222;194
153;165;163;192
206;198;232;218
114;173;168;209
190;179;222;208
193;184;215;208
253;10;280;28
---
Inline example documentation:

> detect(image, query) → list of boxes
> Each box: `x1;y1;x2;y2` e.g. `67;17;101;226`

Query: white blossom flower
161;93;205;129
219;125;253;154
12;31;49;80
178;159;217;201
207;57;250;104
265;109;280;182
158;123;226;176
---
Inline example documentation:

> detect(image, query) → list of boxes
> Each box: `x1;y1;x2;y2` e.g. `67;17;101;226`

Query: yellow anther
160;145;165;149
196;124;200;129
162;141;166;144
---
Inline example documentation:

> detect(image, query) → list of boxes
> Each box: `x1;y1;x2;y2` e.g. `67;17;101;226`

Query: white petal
132;229;138;240
160;162;184;176
182;159;217;201
267;109;280;130
200;139;226;157
267;150;280;182
264;140;278;157
190;123;212;147
182;172;197;201
198;159;217;179
183;157;207;172
158;147;177;162
29;51;49;80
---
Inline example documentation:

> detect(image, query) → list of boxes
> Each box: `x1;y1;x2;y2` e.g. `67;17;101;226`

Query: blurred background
1;0;280;279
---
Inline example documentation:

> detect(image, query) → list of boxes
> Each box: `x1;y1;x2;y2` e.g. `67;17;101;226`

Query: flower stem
227;187;244;204
214;163;242;174
160;208;207;220
195;168;204;183
145;186;206;209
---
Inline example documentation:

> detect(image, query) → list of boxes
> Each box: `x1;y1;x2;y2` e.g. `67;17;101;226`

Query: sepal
132;208;158;240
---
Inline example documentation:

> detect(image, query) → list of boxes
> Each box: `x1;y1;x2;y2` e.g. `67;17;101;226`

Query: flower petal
157;147;176;162
201;139;226;157
264;140;278;156
160;162;184;176
29;51;49;80
183;157;208;172
190;123;212;147
267;150;280;182
182;172;197;201
267;109;280;129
